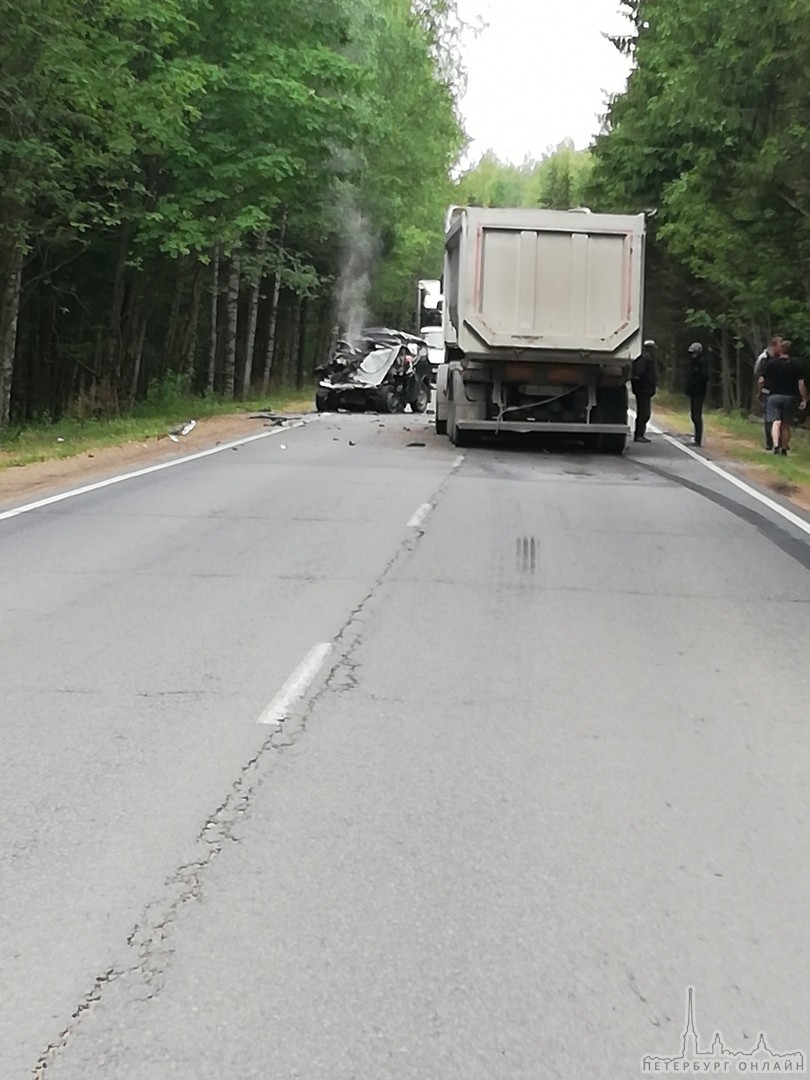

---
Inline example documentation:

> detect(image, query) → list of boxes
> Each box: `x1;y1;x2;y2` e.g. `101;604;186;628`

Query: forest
2;0;808;428
0;0;465;426
590;0;810;407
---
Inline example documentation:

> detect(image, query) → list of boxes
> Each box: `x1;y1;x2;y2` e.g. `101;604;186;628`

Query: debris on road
406;441;426;447
168;419;197;442
250;413;298;426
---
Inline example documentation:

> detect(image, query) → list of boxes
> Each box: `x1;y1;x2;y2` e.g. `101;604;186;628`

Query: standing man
753;336;782;450
684;342;709;447
632;339;658;443
759;339;809;455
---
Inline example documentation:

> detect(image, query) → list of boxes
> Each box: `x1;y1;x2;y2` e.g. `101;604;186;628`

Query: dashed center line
452;455;465;469
406;502;432;529
257;643;334;725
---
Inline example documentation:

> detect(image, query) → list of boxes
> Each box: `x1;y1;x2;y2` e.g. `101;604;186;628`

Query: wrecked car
314;328;433;414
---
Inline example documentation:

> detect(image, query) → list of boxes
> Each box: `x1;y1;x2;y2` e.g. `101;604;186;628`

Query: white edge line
452;454;465;469
257;643;334;725
0;418;316;522
641;415;810;538
407;502;432;529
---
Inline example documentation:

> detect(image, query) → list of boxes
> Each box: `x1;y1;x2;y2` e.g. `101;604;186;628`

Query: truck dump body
445;206;644;360
437;206;646;452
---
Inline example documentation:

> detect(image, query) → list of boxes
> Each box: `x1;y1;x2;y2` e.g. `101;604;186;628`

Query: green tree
589;0;810;404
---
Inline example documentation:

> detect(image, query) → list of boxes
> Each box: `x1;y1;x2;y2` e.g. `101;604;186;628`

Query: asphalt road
1;411;809;1079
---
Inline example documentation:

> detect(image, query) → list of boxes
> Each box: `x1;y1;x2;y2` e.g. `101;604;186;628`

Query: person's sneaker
781;448;789;456
634;435;651;443
773;447;781;454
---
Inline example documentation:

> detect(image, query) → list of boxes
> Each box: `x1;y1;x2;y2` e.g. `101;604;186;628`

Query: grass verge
0;387;314;470
652;391;810;501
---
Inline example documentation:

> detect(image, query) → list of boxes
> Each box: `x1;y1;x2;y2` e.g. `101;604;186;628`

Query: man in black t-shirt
758;340;809;454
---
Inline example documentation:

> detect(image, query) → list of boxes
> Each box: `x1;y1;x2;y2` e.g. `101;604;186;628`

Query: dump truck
435;206;646;453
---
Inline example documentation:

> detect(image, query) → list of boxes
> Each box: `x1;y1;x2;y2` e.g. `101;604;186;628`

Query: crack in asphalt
31;461;456;1077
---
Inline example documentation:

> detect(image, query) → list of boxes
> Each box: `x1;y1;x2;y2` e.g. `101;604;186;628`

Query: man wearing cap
684;342;709;447
631;339;658;443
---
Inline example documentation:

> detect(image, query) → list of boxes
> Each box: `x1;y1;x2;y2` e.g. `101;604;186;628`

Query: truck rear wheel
448;401;478;447
599;433;627;454
592;387;628;453
434;364;449;436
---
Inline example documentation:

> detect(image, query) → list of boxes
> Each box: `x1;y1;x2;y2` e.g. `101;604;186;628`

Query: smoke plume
334;193;379;344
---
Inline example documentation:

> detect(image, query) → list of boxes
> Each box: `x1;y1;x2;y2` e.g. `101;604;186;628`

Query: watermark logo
641;987;805;1073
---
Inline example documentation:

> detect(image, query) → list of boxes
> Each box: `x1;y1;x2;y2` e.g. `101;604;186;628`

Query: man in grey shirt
753;336;782;449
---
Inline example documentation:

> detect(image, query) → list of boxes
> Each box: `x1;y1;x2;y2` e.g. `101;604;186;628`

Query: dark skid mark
635;460;810;572
517;536;538;573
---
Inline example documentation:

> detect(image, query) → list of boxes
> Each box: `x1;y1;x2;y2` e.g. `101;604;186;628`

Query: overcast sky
455;0;633;164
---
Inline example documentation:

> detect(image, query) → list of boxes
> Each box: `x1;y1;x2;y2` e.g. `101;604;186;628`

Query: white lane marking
452;455;465;469
0;420;314;522
407;502;432;529
649;422;810;537
257;643;333;725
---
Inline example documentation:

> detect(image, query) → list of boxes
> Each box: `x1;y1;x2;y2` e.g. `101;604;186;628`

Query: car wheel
315;389;334;412
410;380;430;413
379;386;403;414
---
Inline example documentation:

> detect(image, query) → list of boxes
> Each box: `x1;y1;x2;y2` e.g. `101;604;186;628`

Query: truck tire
435;364;449;435
593;387;628;454
448;400;477;447
599;433;628;454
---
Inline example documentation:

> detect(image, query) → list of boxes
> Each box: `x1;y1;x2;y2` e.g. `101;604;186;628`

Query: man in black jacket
684;342;709;447
632;339;657;442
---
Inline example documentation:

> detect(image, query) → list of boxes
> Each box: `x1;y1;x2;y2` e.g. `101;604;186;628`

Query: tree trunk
241;231;267;400
720;326;734;411
0;247;23;426
261;272;282;393
314;297;333;371
207;246;220;394
182;264;204;378
105;225;131;394
129;307;149;404
260;214;287;394
296;295;308;390
223;250;241;401
164;265;185;375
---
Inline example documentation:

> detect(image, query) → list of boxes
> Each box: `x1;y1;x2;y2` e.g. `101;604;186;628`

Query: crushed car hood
320;345;398;390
